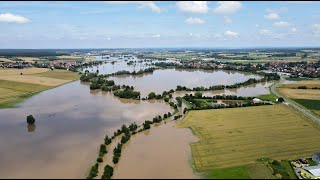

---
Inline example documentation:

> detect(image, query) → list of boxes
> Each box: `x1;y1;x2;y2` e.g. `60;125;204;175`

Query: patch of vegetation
258;94;278;102
205;165;251;179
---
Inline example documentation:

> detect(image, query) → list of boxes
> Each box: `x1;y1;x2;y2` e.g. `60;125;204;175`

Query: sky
1;1;320;49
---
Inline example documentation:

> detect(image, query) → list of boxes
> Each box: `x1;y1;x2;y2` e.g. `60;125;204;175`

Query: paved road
270;78;320;124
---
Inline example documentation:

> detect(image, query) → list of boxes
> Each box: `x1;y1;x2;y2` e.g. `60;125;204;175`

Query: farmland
176;104;320;177
0;68;79;108
278;80;320;117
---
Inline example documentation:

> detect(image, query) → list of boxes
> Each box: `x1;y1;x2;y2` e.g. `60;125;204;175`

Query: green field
257;94;278;102
205;163;276;179
293;99;320;117
176;104;320;176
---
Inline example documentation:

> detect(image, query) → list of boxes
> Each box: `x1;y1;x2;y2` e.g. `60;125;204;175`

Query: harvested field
16;57;42;62
278;88;320;100
0;68;49;76
176;104;320;172
281;80;320;89
0;68;79;108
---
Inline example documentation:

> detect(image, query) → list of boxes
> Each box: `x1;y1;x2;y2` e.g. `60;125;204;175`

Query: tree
148;92;156;99
277;97;284;102
26;115;35;125
195;92;202;98
104;135;112;145
175;97;182;107
183;108;188;114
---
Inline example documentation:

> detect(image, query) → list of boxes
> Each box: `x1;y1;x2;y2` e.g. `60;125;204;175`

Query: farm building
252;98;262;104
301;165;320;179
313;153;320;165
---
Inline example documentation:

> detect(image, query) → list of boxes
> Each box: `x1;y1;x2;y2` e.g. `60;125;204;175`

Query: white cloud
224;30;239;37
152;34;160;38
273;21;290;27
224;16;232;23
104;1;161;13
312;24;320;34
213;1;242;14
255;24;260;28
291;27;297;32
176;1;209;14
185;17;206;25
264;13;280;20
0;13;30;23
107;37;112;40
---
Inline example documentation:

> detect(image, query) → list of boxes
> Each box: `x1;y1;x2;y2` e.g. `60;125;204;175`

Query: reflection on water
0;81;172;178
109;69;262;97
27;124;36;133
113;121;201;179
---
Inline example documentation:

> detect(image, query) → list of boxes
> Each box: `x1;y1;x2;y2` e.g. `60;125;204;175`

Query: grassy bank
0;68;79;108
177;104;320;178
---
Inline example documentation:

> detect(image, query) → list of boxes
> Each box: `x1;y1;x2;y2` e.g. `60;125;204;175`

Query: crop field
0;68;79;108
279;88;320;100
293;99;320;117
176;104;320;172
281;80;320;89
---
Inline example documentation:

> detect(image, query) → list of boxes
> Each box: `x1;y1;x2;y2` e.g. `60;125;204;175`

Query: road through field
270;78;320;124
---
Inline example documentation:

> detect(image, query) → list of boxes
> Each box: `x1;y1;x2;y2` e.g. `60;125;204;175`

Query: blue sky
1;1;320;48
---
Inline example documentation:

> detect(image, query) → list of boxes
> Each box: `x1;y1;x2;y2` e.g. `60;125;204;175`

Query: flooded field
0;61;275;178
109;68;262;97
0;81;172;178
113;121;201;179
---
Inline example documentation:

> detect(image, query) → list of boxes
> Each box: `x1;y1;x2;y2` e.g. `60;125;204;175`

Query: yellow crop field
279;88;320;100
176;104;320;172
0;68;79;108
282;80;320;89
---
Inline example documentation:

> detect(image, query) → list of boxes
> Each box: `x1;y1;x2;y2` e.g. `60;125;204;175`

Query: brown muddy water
112;121;201;179
172;81;274;98
109;68;262;97
0;62;271;178
0;81;172;178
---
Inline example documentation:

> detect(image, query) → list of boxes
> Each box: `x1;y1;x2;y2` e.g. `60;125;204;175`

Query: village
290;153;320;179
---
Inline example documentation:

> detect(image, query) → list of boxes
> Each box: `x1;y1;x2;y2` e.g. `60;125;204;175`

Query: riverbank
0;68;80;108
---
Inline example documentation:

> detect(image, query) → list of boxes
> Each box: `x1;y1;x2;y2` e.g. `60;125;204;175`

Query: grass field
205;163;276;179
257;93;278;102
0;68;79;108
293;99;320;117
176;104;320;174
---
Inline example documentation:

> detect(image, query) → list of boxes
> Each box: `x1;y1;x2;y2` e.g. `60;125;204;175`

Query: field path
271;78;320;124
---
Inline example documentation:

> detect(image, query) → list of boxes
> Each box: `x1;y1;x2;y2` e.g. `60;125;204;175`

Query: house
214;100;227;107
301;165;320;179
313;153;320;165
252;98;263;104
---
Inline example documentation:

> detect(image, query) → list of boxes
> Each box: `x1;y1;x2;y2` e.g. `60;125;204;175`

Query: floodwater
0;81;172;178
109;68;262;97
172;81;274;98
0;61;273;179
113;121;201;179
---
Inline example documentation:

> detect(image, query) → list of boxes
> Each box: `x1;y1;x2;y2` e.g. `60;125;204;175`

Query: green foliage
113;88;140;99
101;165;114;179
87;163;99;179
148;92;156;99
195;92;203;98
26;115;35;125
97;157;103;163
99;144;107;155
104;135;112;145
175;97;182;107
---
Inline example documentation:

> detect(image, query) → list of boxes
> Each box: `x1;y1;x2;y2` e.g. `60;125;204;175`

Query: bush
26;115;35;125
97;157;103;163
101;165;114;179
104;135;112;145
